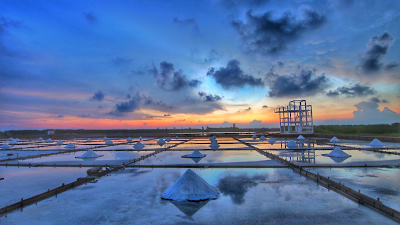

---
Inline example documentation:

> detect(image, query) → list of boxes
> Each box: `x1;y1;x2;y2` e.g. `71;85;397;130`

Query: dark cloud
238;107;251;113
109;96;140;116
0;16;21;57
83;13;97;23
262;105;268;108
173;17;199;35
370;97;388;103
153;61;201;91
142;95;175;111
326;83;376;98
78;114;91;118
231;8;326;55
266;67;327;97
164;114;171;117
198;92;222;102
217;173;268;205
357;32;397;75
51;114;64;118
207;60;264;89
90;90;105;101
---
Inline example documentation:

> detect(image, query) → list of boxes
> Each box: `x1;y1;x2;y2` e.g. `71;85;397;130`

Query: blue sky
1;0;400;130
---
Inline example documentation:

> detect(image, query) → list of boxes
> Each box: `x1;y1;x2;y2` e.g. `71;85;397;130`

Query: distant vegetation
315;123;400;137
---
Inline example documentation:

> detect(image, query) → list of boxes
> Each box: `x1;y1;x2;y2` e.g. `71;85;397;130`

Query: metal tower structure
274;100;314;134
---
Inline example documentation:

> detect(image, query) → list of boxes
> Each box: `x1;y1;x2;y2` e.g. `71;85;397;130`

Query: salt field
1;135;400;224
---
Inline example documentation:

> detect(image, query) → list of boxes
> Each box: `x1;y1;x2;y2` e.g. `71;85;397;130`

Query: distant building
274;100;314;134
47;129;55;135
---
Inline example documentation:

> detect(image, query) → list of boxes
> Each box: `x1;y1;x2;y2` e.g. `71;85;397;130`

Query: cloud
173;17;197;26
317;101;400;125
326;83;376;98
0;16;21;57
369;97;388;103
217;173;269;205
262;105;268;108
90;90;105;101
78;114;91;118
164;114;171;117
50;114;64;118
83;12;97;23
249;119;262;127
153;61;201;91
173;17;199;35
357;32;397;76
238;107;251;113
266;67;327;97
231;8;326;55
219;0;270;10
198;92;222;102
207;60;264;89
109;97;140;116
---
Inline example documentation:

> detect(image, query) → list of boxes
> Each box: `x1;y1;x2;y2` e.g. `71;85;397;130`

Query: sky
0;0;400;130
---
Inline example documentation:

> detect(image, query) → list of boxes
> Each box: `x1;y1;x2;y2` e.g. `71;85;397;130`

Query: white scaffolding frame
274;100;314;134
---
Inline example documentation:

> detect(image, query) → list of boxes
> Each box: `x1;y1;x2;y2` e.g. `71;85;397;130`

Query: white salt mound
166;137;171;142
65;143;75;149
105;140;113;145
75;149;103;159
161;169;219;201
286;140;297;149
252;134;257;140
133;141;145;150
157;138;166;146
183;150;206;158
56;140;63;145
268;137;276;144
38;137;43;141
330;137;340;142
209;136;216;141
127;137;133;142
46;138;53;143
8;137;14;141
297;135;305;140
103;136;107;140
175;136;179;140
9;140;17;145
1;143;11;149
14;138;20;142
139;136;143;140
260;135;266;141
369;139;384;147
209;140;220;149
322;147;351;158
87;138;92;142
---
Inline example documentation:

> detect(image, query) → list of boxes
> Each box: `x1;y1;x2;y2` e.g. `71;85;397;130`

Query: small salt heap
8;137;14;141
322;147;351;158
182;150;206;158
175;136;179;140
103;136;108;140
330;137;340;143
161;169;219;201
259;135;266;141
252;134;257;140
268;137;276;144
1;143;11;149
65;143;76;149
166;137;171;142
158;138;166;147
87;138;92;142
133;141;145;150
56;140;63;145
369;139;384;148
75;149;103;159
45;138;53;143
139;136;143;141
127;137;133;142
209;135;216;141
297;135;305;140
286;140;297;149
38;137;43;141
9;139;17;145
209;139;220;149
105;139;113;145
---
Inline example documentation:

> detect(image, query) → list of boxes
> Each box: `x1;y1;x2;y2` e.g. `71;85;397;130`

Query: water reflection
170;200;210;217
216;173;269;205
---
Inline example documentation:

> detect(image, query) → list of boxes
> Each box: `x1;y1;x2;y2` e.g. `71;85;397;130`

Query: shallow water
1;168;397;225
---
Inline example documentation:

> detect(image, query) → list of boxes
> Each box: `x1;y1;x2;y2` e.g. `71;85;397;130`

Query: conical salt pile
209;136;216;141
65;143;76;149
56;140;63;145
268;137;276;144
330;137;340;143
252;134;257;140
87;138;92;142
322;147;351;158
157;138;166;146
260;135;266;141
103;136;108;140
105;139;113;145
297;135;305;140
175;136;179;140
14;138;20;142
139;136;143;141
133;141;145;150
166;137;171;142
127;137;133;142
46;138;53;143
286;140;297;149
209;139;220;149
369;139;384;147
75;149;103;159
183;150;206;158
9;139;17;145
161;169;219;201
38;137;43;141
1;143;11;149
8;137;14;141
